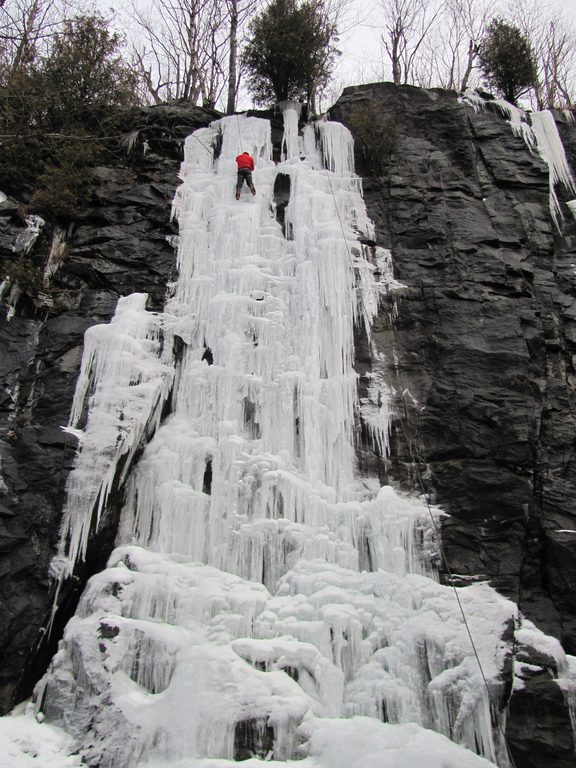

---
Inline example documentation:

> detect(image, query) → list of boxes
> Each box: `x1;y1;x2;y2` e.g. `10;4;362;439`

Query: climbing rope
321;139;518;768
323;166;355;266
191;131;213;156
397;394;518;768
235;112;243;150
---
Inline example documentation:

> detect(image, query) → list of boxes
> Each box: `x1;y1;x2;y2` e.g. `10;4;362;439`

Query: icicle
0;214;46;319
461;94;576;230
459;90;486;112
489;100;536;148
279;100;302;160
459;92;535;149
530;110;576;228
5;281;20;321
0;277;9;302
44;226;67;280
13;214;44;254
121;129;140;155
316;121;355;174
55;294;174;580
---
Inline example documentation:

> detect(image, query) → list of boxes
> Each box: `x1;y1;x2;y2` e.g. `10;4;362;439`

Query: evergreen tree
0;13;137;216
39;14;137;131
243;0;339;107
478;19;537;104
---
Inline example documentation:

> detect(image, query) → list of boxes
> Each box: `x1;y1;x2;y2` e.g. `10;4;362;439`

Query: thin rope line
323;166;355;265
322;149;516;767
191;131;213;155
235;113;243;149
397;401;518;768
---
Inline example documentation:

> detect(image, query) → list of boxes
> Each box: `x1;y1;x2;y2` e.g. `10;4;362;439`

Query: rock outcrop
331;82;576;768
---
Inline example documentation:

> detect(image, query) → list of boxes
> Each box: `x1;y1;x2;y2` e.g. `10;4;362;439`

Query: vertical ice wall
36;107;533;768
1;214;45;320
54;294;174;581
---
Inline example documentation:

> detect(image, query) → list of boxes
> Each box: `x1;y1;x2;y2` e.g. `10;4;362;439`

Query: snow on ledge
0;710;499;768
0;706;83;768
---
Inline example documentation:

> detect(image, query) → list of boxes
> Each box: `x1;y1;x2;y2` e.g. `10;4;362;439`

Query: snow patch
0;707;83;768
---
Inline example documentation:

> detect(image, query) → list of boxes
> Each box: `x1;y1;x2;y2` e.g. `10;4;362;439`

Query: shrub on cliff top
0;13;137;213
478;19;537;105
347;102;398;177
243;0;339;107
39;14;138;132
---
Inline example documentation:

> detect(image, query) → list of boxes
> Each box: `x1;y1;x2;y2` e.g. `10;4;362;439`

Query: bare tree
539;17;576;109
126;0;266;110
506;0;575;109
0;0;80;79
225;0;238;112
453;0;496;90
223;0;263;113
309;0;365;114
416;0;495;91
128;0;229;106
379;0;445;86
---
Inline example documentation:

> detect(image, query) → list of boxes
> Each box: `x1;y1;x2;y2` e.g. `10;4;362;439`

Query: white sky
103;0;576;110
327;0;576;107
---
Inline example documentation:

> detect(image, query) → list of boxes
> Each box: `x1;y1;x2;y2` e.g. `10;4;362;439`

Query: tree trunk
226;0;238;114
460;40;476;92
391;21;402;86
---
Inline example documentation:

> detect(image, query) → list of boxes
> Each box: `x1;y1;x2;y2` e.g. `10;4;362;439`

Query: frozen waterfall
24;103;558;768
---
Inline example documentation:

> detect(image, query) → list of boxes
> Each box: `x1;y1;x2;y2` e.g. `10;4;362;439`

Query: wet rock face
333;82;576;766
0;105;215;713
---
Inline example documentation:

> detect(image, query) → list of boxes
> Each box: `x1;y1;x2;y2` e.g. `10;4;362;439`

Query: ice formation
13;214;44;256
530;109;576;226
1;214;46;320
54;294;174;580
24;103;576;768
461;93;576;227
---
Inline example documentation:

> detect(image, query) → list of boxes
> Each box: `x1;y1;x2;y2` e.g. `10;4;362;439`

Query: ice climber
235;151;256;199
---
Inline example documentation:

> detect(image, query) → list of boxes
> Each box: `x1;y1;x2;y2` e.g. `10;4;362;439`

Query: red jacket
236;152;254;171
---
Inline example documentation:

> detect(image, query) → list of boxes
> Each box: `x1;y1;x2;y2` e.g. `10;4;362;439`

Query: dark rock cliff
0;104;215;713
331;82;576;768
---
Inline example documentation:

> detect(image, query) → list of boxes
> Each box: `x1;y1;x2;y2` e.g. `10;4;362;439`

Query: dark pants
236;168;255;194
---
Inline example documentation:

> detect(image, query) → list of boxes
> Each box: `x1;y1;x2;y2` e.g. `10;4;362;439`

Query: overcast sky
321;0;576;110
104;0;576;111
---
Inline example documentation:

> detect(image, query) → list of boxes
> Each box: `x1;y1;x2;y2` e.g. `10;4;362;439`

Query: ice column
279;101;302;160
54;294;173;580
530;109;576;227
